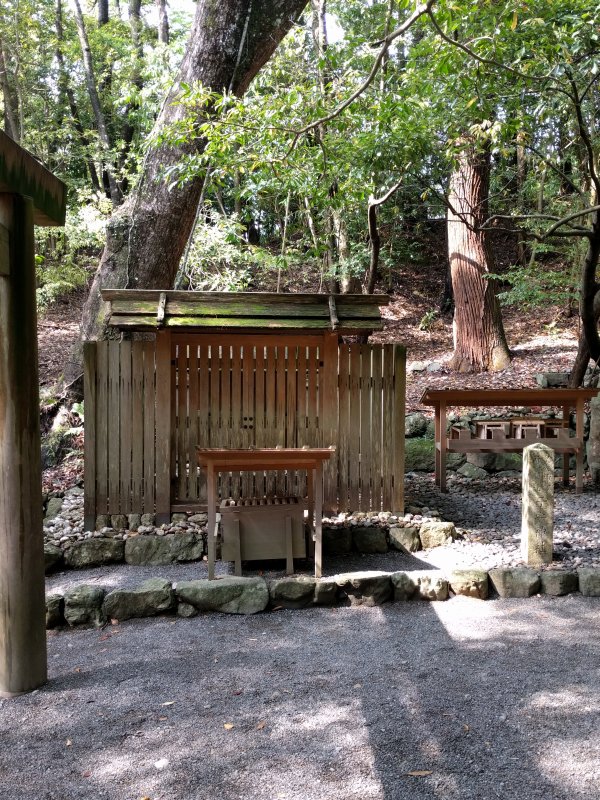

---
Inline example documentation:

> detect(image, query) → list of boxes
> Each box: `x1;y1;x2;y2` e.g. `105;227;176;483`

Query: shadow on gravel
1;598;599;800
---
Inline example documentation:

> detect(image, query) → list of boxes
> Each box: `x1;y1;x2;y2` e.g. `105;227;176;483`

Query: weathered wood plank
108;315;384;332
321;333;339;514
103;289;389;306
230;345;242;499
197;345;209;503
337;345;350;513
187;344;199;501
119;342;132;513
382;345;394;510
392;345;406;514
359;344;372;513
142;340;156;514
83;342;97;530
96;341;109;515
371;346;383;512
241;345;254;496
108;298;382;319
296;347;307;497
254;346;266;496
177;343;188;500
155;331;172;524
131;340;144;513
265;347;277;495
107;340;121;514
348;346;361;512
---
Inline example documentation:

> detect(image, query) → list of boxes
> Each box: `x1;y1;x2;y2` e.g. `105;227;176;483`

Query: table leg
314;465;323;579
207;467;217;580
562;405;570;487
576;399;584;494
439;401;447;493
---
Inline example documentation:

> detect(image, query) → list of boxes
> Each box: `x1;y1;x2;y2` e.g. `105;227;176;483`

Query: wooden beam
0;131;66;227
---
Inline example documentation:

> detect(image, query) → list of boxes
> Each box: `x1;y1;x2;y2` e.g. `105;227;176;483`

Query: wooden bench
421;388;599;494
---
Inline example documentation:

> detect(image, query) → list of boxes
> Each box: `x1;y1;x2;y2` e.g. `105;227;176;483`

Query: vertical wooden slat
392;345;406;514
359;344;372;513
177;343;188;500
187;343;199;501
286;345;298;496
371;346;383;512
83;342;97;530
221;344;233;499
96;341;109;515
265;346;277;495
142;340;156;514
170;341;177;482
155;331;172;524
348;345;361;512
107;340;121;514
197;344;210;503
382;344;394;510
131;340;144;513
210;345;221;447
321;333;338;514
307;345;318;447
337;344;350;513
230;345;242;500
297;347;307;497
276;346;287;495
119;341;132;513
242;345;254;497
254;346;266;497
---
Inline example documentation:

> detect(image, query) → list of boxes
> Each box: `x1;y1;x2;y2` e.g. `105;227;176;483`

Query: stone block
335;571;392;606
171;513;188;523
127;514;142;531
414;572;449;601
352;527;388;553
124;533;203;565
448;569;488;599
176;577;269;615
457;462;488;479
45;496;63;520
488;568;540;598
44;542;63;573
111;514;128;530
577;568;600;596
540;571;578;596
177;602;198;618
314;579;339;606
323;527;352;555
103;578;175;621
405;412;428;438
46;595;64;628
269;576;316;609
95;514;110;530
64;585;106;627
140;513;155;527
521;443;554;566
64;538;125;568
419;521;456;549
467;452;522;472
404;439;435;472
390;571;418;601
388;525;421;553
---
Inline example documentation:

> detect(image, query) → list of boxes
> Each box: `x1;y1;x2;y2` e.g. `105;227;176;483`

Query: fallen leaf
233;690;243;696
463;724;470;733
65;739;72;747
223;723;234;730
161;701;175;707
99;634;111;642
256;721;267;730
158;716;168;721
73;667;82;673
82;770;92;778
407;770;433;777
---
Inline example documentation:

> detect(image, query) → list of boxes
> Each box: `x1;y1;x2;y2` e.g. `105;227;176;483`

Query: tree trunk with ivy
63;0;307;390
447;142;511;373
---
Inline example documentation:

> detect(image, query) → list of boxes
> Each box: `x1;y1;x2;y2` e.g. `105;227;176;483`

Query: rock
46;595;64;628
314;579;339;605
405;413;428;438
127;514;142;531
111;514;128;530
404;439;435;472
414;572;449;601
44;543;63;573
64;585;106;627
426;361;443;373
577;568;600;596
189;513;208;525
449;569;489;599
269;576;316;609
335;571;392;606
352;527;388;553
103;578;175;621
408;361;427;373
140;513;155;526
95;514;110;530
176;577;269;615
177;602;198;618
390;572;418;601
457;462;488;479
44;496;64;520
171;513;188;523
388;525;421;553
540;571;578;596
488;568;540;598
419;521;456;549
323;527;352;555
467;452;522;472
535;372;569;388
521;443;554;567
124;533;203;566
64;538;125;568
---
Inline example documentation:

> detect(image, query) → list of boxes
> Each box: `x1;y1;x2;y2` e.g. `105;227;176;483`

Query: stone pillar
521;442;554;566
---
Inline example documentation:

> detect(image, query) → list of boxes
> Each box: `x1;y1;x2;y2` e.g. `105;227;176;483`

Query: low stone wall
45;566;600;629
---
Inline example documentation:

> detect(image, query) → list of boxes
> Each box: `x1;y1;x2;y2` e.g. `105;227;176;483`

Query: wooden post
392;345;406;514
83;342;97;531
321;333;339;514
155;330;172;524
0;194;47;696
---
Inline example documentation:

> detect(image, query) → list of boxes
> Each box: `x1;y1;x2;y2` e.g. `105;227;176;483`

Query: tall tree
156;0;169;45
447;140;511;372
64;0;307;387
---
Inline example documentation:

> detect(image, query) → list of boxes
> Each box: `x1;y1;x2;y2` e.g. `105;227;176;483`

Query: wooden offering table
197;447;335;579
420;388;599;494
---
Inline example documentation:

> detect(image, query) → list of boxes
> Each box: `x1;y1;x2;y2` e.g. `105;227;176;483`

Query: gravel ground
3;596;600;800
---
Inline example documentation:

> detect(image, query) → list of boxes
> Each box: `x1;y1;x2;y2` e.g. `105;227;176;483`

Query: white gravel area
2;597;600;799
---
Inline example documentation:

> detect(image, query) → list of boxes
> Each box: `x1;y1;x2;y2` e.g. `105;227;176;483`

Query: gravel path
3;596;600;799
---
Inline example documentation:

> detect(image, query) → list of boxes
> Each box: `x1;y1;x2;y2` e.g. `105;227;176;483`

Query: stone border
46;566;600;629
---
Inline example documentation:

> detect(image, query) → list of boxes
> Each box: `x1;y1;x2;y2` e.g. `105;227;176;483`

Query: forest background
1;0;600;400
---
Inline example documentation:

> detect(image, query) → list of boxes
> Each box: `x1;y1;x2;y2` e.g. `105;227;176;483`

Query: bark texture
65;0;307;388
569;209;600;386
447;144;511;372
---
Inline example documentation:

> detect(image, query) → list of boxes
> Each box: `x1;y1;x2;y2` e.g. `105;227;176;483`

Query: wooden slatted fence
84;334;405;529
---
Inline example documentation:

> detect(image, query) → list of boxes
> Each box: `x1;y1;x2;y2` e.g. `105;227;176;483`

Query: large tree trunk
156;0;170;45
0;37;19;142
569;210;600;386
447;143;511;372
63;0;306;389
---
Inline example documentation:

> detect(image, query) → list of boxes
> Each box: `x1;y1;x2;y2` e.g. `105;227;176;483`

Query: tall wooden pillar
0;194;47;695
0;131;66;696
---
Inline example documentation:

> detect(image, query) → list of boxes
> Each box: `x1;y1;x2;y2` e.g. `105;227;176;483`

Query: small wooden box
220;498;307;574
